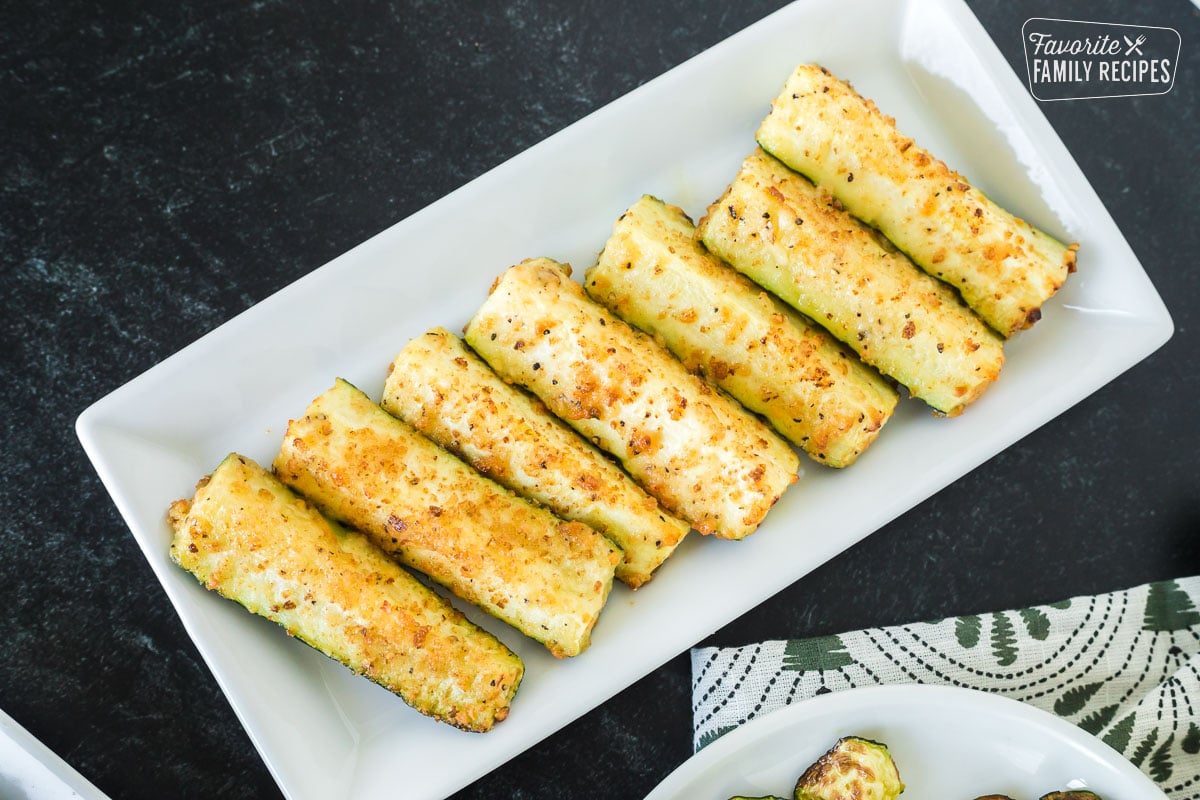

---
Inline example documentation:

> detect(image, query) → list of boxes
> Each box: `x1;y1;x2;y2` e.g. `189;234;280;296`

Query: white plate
75;0;1172;797
646;685;1170;799
0;708;111;800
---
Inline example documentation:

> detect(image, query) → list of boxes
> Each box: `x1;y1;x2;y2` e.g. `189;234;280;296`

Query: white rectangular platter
0;708;112;800
76;0;1173;797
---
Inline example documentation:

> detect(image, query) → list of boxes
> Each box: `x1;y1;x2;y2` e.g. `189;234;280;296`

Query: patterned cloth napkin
692;577;1200;799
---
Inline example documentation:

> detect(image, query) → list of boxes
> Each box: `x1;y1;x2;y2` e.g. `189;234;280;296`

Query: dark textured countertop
2;1;1197;798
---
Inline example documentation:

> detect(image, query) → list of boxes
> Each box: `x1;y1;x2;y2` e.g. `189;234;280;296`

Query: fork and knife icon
1124;34;1147;55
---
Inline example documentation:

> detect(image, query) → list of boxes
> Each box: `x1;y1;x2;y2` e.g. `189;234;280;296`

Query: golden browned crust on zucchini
698;150;1004;417
586;194;898;467
383;328;689;588
169;453;522;732
757;63;1076;337
272;379;621;658
464;257;799;540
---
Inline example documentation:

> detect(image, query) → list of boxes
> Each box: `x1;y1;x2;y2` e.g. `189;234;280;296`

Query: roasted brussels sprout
793;736;904;800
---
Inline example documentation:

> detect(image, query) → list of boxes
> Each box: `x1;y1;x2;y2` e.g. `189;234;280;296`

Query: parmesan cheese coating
698;150;1004;417
587;195;898;467
273;379;621;658
384;328;689;588
757;63;1077;337
465;258;799;540
169;454;522;732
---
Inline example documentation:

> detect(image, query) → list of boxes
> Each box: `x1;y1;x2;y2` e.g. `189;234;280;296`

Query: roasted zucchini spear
793;736;904;800
273;379;621;658
382;327;689;588
168;453;522;732
464;257;799;541
757;63;1077;338
586;194;898;467
698;149;1004;416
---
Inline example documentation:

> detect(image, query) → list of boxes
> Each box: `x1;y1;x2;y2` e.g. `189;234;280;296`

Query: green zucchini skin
273;379;621;658
382;327;689;588
168;453;522;732
698;149;1004;417
757;63;1077;338
464;257;799;541
793;736;904;800
586;194;897;468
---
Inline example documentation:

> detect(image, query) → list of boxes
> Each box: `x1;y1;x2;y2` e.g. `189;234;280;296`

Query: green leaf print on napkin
1103;712;1137;753
1144;580;1200;631
955;615;981;648
782;635;853;672
1018;606;1051;640
955;609;1051;663
697;724;738;750
1077;703;1119;735
1183;722;1200;755
1053;681;1103;716
1132;728;1160;768
991;612;1018;666
1150;733;1175;783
